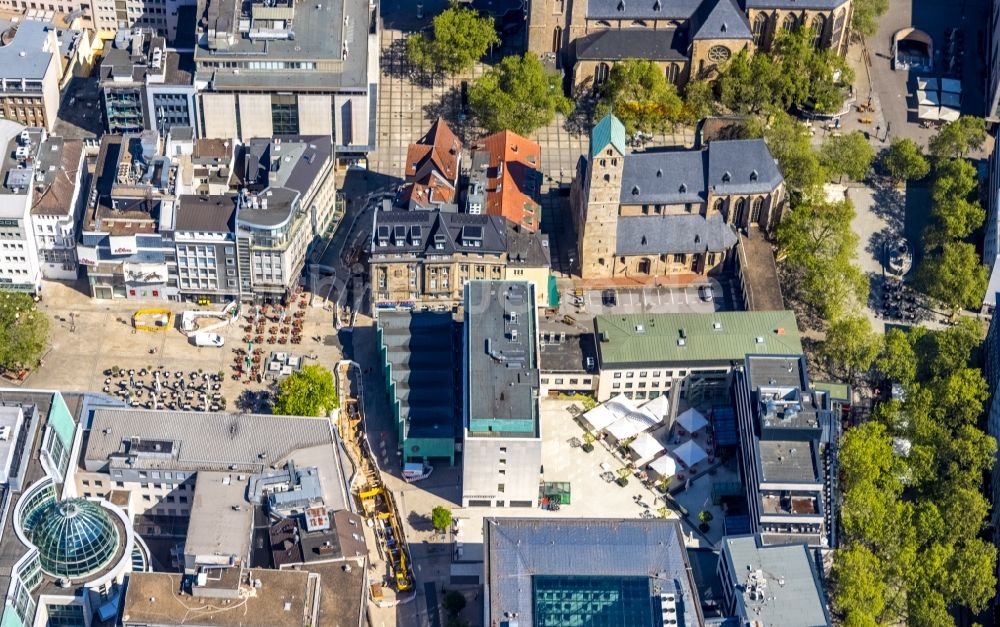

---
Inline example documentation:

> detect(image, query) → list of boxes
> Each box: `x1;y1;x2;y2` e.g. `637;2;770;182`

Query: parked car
602;289;617;306
698;285;714;302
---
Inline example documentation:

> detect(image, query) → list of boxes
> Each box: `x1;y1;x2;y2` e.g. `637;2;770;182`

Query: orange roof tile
405;118;462;185
477;130;542;232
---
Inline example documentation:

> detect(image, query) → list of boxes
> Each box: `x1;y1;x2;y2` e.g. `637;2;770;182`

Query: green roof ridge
591;114;628;158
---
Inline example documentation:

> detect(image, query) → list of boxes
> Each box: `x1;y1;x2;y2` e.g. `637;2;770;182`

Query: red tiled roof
405;118;462;185
477;130;542;232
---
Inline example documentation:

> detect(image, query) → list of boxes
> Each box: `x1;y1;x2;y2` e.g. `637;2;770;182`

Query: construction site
336;360;416;608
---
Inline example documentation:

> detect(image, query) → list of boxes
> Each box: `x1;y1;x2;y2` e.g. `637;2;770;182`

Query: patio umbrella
938;106;960;122
916;90;940;106
918;105;940;120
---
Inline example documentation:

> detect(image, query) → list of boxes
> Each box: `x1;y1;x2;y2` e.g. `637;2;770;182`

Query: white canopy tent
938;106;960;122
916;90;940;106
582;394;637;432
674;408;708;434
647;454;678;479
918;105;940;120
605;406;661;443
941;91;961;108
940;78;962;94
629;432;665;464
916;76;938;91
671;440;708;469
640;394;670;421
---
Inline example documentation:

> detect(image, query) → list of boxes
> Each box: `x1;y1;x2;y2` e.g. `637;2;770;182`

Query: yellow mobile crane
339;362;415;594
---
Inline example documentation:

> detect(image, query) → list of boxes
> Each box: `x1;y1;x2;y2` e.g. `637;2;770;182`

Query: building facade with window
0;123;50;295
462;281;542;508
733;354;837;548
0;19;63;131
77;132;179;300
173;195;240;302
593;310;803;405
572;114;785;280
528;0;852;92
99;29;198;136
194;0;379;164
30;136;87;281
370;210;509;308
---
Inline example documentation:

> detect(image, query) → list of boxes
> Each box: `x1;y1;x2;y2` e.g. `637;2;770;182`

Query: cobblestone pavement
369;19;697;282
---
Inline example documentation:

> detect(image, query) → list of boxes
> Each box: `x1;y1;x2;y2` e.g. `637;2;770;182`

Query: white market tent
916;90;940;106
640;394;670;421
916;76;938;91
648;454;678;479
671;440;708;469
918;105;940;120
674;408;708;434
605;406;661;442
938;106;960;122
940;78;962;94
582;394;637;432
941;91;961;108
629;432;665;464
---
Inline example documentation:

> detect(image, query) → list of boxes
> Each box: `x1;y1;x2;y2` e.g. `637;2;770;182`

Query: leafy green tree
0;292;49;371
832;544;887;625
406;3;499;75
916;241;987;311
928;116;987;159
273;364;338;416
431;506;453;532
909;318;983;381
928;197;985;243
469;53;572;135
777;194;867;317
717;51;780;114
595;59;683;134
820;315;879;381
820;131;875;182
681;79;716;123
851;0;889;37
947;538;998;613
875;328;916;385
838;421;899;492
756;111;827;192
931;158;978;204
881;138;930;182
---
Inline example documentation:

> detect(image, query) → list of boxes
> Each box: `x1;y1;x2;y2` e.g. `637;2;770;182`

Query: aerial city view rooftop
0;0;997;625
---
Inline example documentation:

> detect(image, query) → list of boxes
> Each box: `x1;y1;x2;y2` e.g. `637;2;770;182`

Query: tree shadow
564;95;596;136
381;36;448;88
422;89;479;142
407;510;433;532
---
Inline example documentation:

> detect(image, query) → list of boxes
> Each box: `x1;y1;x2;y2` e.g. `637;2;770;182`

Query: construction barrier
133;309;173;332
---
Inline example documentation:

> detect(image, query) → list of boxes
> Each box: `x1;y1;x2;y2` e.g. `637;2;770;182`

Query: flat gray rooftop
465;281;539;437
539;333;598;374
759;440;820;484
721;535;830;626
185;471;252;562
0;407;23;484
195;0;372;90
0;20;57;81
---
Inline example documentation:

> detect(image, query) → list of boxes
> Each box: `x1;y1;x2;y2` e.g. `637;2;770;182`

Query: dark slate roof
591;114;628;158
621;151;708;204
588;0;703;20
485;518;703;627
371;210;507;256
744;0;848;7
707;139;783;194
616;213;738;255
692;0;752;40
506;223;551;267
175;194;237;232
575;28;688;62
617;136;782;204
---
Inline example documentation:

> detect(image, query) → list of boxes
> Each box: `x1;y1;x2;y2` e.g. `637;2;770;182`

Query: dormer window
750;169;759;181
654;0;661;9
656;169;663;178
434;233;446;250
679;183;687;193
631;185;640;196
617;0;625;10
721;22;728;33
722;171;731;183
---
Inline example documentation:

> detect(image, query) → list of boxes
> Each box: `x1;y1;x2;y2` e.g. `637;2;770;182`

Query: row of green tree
830;319;997;625
913;116;989;312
